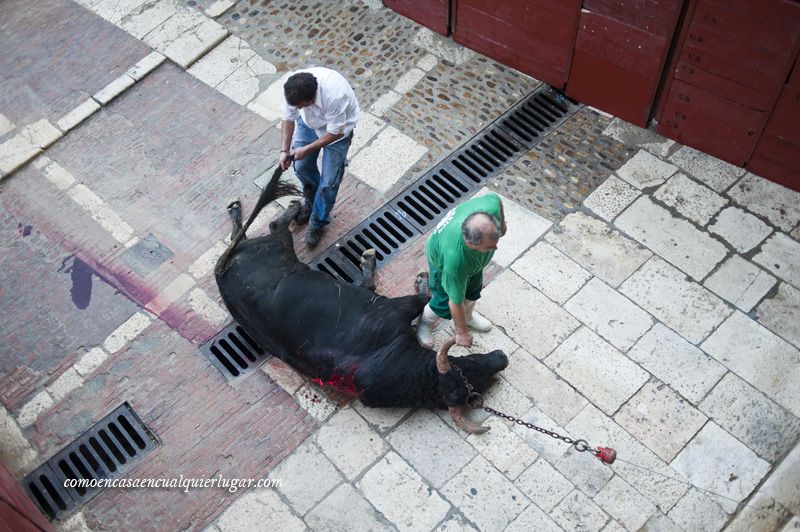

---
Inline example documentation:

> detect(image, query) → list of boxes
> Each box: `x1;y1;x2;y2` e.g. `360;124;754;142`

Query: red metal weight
596;447;617;464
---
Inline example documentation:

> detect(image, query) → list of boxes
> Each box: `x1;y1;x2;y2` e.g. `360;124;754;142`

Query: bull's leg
389;293;430;323
359;249;376;291
269;200;302;231
414;270;430;297
227;199;245;241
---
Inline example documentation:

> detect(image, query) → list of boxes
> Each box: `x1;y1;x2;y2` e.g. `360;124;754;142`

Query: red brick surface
28;320;317;530
0;0;150;127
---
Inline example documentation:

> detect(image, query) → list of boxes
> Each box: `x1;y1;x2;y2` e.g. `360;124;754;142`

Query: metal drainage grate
24;403;158;520
199;321;268;384
309;85;579;277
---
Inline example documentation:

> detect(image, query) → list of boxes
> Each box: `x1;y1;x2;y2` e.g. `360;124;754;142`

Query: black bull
214;168;508;433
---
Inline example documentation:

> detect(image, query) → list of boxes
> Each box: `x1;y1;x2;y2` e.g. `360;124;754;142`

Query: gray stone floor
1;1;799;531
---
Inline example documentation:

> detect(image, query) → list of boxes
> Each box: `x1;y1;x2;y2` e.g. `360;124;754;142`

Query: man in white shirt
279;67;360;248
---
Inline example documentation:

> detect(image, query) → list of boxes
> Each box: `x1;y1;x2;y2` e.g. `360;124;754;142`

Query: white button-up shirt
281;67;359;143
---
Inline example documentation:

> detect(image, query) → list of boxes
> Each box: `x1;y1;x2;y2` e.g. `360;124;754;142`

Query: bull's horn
449;405;489;434
436;338;455;374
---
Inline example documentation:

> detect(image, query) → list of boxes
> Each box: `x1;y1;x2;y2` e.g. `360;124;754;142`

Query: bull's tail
215;164;302;276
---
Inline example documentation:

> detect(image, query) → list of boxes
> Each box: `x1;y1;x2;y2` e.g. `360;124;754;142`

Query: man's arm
449;300;473;348
279;120;296;170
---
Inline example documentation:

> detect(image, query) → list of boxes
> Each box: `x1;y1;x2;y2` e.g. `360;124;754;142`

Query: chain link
452;362;596;454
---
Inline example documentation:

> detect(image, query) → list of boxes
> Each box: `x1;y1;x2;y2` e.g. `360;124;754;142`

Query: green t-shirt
425;193;503;305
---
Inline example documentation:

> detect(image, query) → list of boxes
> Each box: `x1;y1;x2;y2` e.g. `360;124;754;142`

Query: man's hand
279;151;292;170
292;145;310;161
455;330;473;348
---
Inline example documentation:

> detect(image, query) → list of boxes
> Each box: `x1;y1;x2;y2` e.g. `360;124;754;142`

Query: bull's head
436;338;508;434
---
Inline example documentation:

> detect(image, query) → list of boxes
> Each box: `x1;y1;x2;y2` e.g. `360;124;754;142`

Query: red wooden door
0;462;54;532
452;0;583;89
657;0;800;167
566;0;685;127
383;0;450;36
748;54;800;191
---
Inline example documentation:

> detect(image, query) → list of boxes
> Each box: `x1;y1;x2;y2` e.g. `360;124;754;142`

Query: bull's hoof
360;248;376;268
227;199;243;225
414;270;430;297
287;200;304;222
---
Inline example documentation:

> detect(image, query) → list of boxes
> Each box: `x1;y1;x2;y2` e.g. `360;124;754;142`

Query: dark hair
284;72;318;106
461;211;501;246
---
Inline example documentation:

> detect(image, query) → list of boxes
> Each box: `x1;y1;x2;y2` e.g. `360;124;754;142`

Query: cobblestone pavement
1;1;799;531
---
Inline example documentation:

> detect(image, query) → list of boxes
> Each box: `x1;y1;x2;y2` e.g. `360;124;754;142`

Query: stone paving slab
583;174;641;222
515;457;574;513
511;242;592;305
671;422;771;512
594;475;657;531
616;149;678;189
704;255;777;312
699;372;800;462
701;312;800;417
545;327;649;415
440;454;530;531
564;277;654;352
667;487;730;532
753;232;800;290
616;196;728;281
358;451;451;532
614;380;708;462
709;206;773;253
480;270;580;359
668;146;746;193
568;405;690;512
626;324;727;405
553;447;614;499
386;409;476;489
546;212;652;287
620;257;732;344
304;483;393;532
314;406;387;481
503;347;588;427
653;172;729;226
756;282;800;349
728;173;800;232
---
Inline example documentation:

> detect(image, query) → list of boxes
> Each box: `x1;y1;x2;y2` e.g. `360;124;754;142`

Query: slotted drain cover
199;321;268;384
310;85;579;276
24;403;158;520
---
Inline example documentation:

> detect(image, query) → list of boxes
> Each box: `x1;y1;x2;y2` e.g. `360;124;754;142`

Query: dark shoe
294;204;312;225
305;225;323;248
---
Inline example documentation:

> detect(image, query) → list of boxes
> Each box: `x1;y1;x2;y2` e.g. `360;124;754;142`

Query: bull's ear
437;370;467;407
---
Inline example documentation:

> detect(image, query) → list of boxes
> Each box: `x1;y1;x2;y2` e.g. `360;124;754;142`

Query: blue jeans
292;117;353;228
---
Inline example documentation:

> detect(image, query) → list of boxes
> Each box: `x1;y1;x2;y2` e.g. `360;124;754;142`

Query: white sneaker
416;305;437;347
465;300;492;332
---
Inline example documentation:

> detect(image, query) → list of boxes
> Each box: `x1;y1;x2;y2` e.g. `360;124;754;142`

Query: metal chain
451;362;597;455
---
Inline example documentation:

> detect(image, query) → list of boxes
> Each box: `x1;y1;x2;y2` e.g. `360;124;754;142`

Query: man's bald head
462;211;502;252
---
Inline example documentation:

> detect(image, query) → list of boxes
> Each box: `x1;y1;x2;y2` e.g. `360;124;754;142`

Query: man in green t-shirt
417;192;506;348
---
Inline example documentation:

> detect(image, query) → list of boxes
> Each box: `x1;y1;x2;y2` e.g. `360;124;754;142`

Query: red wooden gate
382;0;449;35
657;0;800;167
565;1;684;127
748;55;800;190
451;0;582;89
